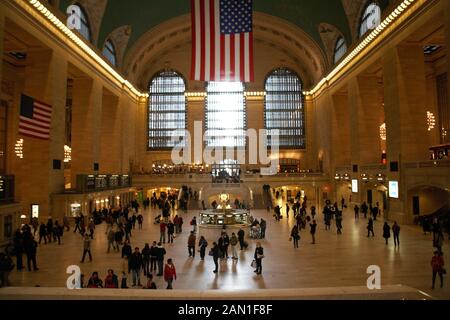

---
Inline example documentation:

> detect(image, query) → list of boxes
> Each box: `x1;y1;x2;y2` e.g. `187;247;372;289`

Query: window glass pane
334;37;347;64
103;40;117;66
148;71;187;149
359;3;381;38
205;82;246;148
264;68;305;148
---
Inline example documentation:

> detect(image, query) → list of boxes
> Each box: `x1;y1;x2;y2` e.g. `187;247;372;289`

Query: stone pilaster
331;93;351;167
16;49;67;221
100;92;120;173
71;77;103;186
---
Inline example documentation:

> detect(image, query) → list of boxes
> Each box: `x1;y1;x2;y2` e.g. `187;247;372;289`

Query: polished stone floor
6;205;450;299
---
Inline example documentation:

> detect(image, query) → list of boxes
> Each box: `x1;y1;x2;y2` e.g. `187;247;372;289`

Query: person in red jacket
164;258;177;289
431;251;445;289
104;269;118;288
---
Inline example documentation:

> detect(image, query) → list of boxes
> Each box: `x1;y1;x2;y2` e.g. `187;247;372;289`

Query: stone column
0;9;4;90
187;97;205;164
304;97;316;171
71;77;103;186
382;45;429;224
246;96;264;171
120;94;138;174
331;93;351;167
348;75;383;166
445;0;450;131
16;49;67;221
100;92;120;173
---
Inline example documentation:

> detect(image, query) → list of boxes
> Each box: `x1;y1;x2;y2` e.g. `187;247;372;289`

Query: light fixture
427;111;435;131
64;145;72;162
15;139;24;159
380;123;387;141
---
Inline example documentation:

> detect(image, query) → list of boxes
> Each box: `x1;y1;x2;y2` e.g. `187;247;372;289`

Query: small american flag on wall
191;0;254;82
19;94;52;140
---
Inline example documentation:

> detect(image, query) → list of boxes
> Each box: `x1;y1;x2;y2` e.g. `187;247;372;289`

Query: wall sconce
427;111;435;131
379;123;386;141
64;145;72;162
15;139;24;159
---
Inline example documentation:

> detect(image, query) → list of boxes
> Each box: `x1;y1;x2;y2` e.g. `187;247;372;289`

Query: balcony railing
0;175;15;204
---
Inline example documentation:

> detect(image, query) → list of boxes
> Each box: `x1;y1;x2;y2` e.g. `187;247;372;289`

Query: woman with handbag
254;242;264;275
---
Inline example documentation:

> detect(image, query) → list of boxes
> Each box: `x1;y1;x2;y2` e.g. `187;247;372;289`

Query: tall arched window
359;2;381;38
148;71;187;149
334;36;347;64
103;39;117;66
205;82;246;148
68;4;91;41
264;68;305;149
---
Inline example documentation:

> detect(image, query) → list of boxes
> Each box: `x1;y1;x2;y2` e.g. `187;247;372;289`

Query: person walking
150;241;158;273
80;234;92;263
336;212;343;235
167;220;175;244
188;231;196;258
383;222;391;245
121;240;132;259
198;236;208;261
164;259;177;289
354;205;360;220
24;236;38;272
367;217;375;237
159;221;167;244
286;203;290;219
211;242;220;273
361;202;368;219
107;227;116;253
237;228;245;250
0;253;14;287
291;225;300;249
392;222;400;247
137;214;144;230
310;219;317;244
260;219;267;239
129;247;144;287
191;217;198;233
38;223;47;245
431;251;445;289
218;232;230;259
230;233;239;260
54;221;63;245
13;230;24;271
254;242;264;275
142;243;151;276
155;242;166;276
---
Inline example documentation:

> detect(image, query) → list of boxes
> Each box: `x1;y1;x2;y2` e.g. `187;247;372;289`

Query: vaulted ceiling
59;0;392;55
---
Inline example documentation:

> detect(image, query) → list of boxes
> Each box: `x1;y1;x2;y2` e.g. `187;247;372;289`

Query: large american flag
191;0;254;82
19;94;52;140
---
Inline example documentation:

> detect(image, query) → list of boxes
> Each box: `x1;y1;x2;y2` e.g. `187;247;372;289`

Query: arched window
148;71;187;149
103;39;117;66
359;2;381;38
68;4;91;41
334;36;347;64
205;82;246;148
264;68;305;149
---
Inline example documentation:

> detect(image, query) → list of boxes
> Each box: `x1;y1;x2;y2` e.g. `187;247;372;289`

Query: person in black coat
142;243;151;276
13;229;24;271
24;237;38;272
211;242;220;273
237;229;245;250
254;243;264;275
367;218;375;237
150;241;158;273
46;219;53;243
38;223;47;244
121;240;132;259
383;222;391;245
128;247;144;287
218;233;230;259
155;243;166;276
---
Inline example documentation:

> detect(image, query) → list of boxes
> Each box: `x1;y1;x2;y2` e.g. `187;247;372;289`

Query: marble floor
5;206;450;299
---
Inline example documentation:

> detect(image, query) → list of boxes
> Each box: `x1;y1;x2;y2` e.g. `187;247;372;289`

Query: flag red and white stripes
19;95;52;140
191;0;254;82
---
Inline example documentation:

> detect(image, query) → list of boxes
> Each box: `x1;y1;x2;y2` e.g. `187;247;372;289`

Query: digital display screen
352;179;358;193
389;181;399;198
